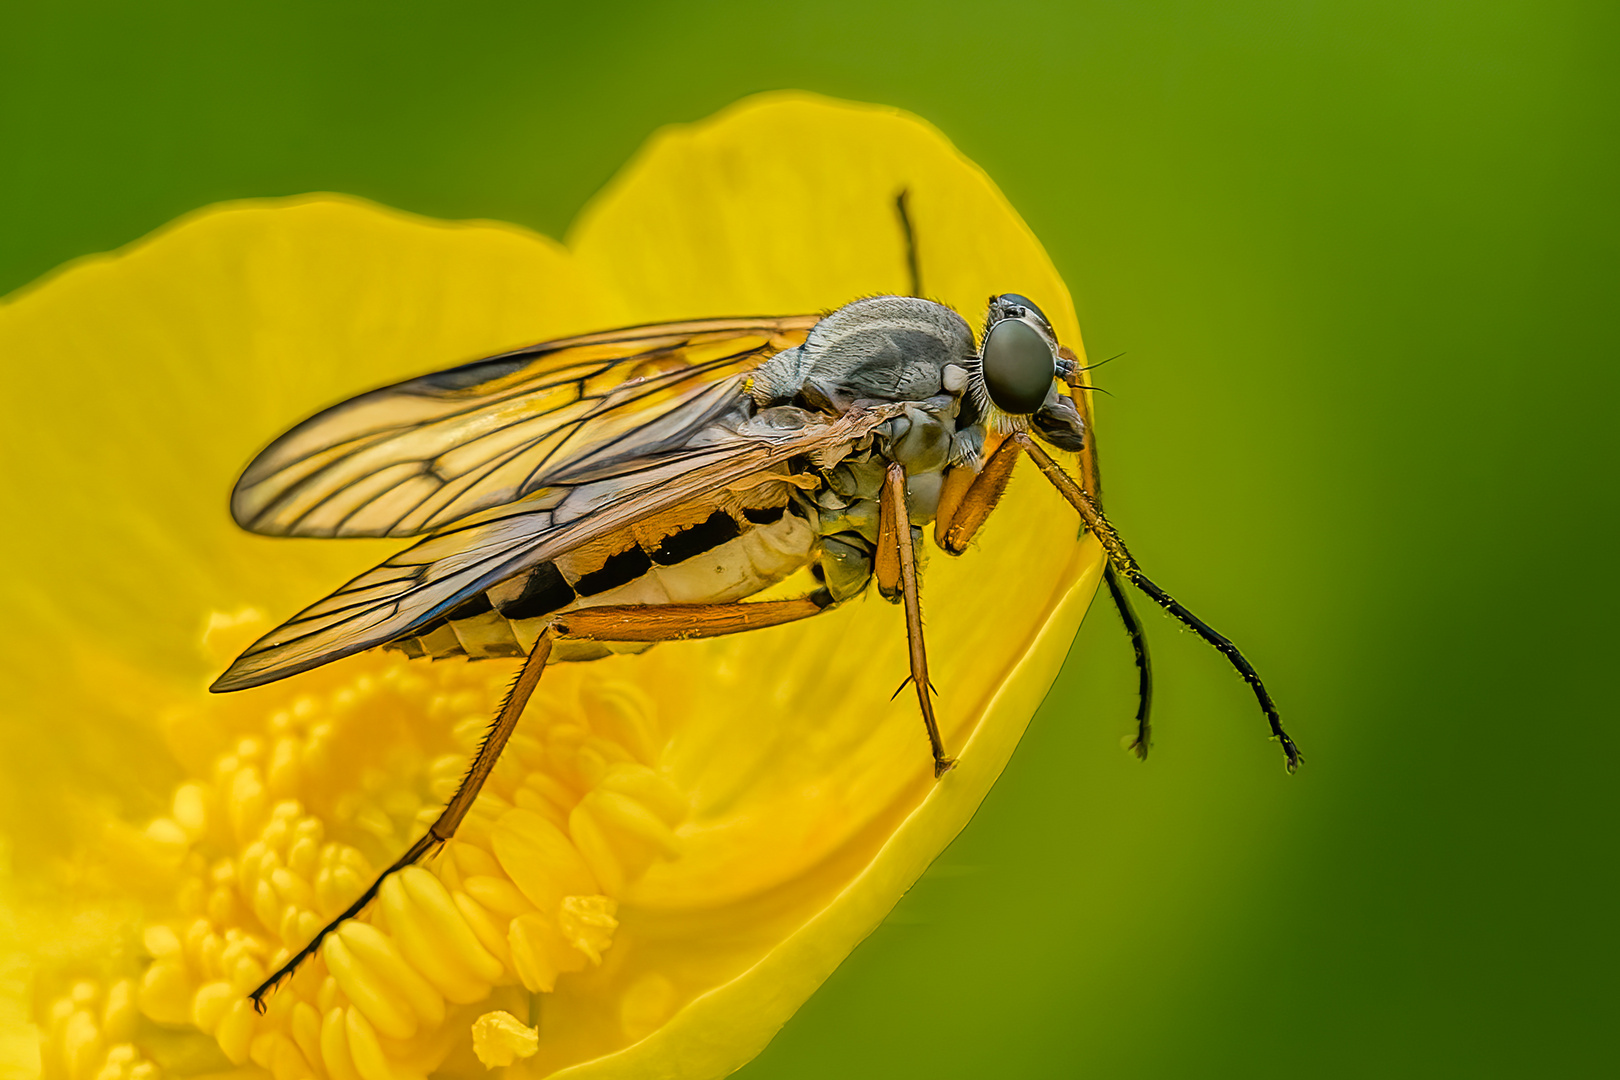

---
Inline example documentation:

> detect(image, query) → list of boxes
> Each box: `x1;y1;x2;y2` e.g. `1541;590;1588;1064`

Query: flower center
40;609;690;1080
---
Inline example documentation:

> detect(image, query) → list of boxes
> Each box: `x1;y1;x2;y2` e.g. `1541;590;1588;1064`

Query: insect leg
1104;562;1154;759
249;630;556;1010
882;462;955;778
550;596;830;641
936;434;1023;554
1013;434;1301;772
875;469;904;600
1051;351;1155;754
895;188;922;297
938;435;1153;748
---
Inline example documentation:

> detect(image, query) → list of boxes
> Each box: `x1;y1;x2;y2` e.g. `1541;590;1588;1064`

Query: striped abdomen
386;496;815;665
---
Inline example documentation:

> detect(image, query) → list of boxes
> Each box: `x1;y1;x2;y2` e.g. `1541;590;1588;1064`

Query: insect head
980;293;1059;415
975;293;1086;453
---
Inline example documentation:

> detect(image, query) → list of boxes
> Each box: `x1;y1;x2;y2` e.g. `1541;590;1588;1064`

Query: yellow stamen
88;610;676;1079
470;1011;538;1068
558;896;619;965
491;811;603;910
375;871;496;1002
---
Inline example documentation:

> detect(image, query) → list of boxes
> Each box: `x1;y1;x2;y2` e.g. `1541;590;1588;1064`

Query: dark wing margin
212;404;899;692
230;316;820;539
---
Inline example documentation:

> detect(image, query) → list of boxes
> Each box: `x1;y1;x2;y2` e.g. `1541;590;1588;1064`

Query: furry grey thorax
749;296;987;601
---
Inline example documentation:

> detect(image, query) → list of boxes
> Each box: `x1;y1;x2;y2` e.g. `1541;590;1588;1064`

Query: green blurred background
4;1;1615;1076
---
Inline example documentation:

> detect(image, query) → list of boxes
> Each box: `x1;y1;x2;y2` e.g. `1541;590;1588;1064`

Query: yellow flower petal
0;199;624;867
571;92;1079;345
2;91;1103;1080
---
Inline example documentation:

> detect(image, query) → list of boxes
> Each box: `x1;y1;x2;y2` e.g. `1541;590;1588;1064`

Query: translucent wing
231;316;820;538
213;404;898;692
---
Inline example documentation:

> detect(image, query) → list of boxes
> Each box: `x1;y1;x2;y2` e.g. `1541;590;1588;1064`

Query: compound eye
981;318;1056;415
997;293;1050;327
